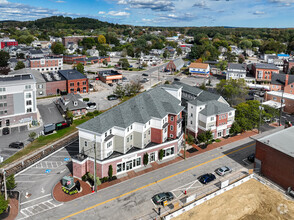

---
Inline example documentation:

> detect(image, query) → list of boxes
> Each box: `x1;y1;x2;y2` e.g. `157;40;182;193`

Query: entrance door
126;160;133;171
255;158;262;174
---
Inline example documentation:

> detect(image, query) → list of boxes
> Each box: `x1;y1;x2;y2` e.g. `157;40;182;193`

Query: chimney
285;74;289;86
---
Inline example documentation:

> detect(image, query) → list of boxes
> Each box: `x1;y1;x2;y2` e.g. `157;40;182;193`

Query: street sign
163;200;168;207
45;169;51;173
64;158;70;162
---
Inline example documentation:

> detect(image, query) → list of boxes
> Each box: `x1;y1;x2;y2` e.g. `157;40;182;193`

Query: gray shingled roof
173;81;203;96
58;69;87;80
271;73;294;86
199;100;234;116
56;93;87;112
78;87;184;134
228;63;247;71
255;63;279;70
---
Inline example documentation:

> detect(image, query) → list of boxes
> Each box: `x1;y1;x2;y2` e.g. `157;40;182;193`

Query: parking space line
242;158;251;166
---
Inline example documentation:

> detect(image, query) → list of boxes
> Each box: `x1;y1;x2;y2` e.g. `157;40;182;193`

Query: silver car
215;166;232;176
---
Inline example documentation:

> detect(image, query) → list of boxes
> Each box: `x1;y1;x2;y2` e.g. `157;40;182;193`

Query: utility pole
279;89;284;126
93;135;97;193
258;104;264;134
2;169;7;200
184;112;187;159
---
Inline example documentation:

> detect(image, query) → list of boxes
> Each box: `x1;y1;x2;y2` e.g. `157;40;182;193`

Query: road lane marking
60;143;254;220
20;194;51;205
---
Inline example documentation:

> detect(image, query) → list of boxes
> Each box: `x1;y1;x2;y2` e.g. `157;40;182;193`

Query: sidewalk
52;127;279;202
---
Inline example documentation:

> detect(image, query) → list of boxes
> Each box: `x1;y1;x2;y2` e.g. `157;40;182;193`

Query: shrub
143;153;149;166
83;98;89;102
86;112;94;117
215;139;221;143
6;174;16;190
108;165;113;179
158;149;164;161
186;134;195;145
82;173;88;182
93;110;100;116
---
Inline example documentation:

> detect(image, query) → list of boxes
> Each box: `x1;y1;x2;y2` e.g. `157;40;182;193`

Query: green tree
158;149;164;161
51;42;65;55
186;134;195;145
14;61;25;70
238;54;245;64
229;122;242;135
176;47;182;56
66;109;74;124
117;58;130;70
76;63;84;74
108;165;113;179
6;174;17;190
216;60;228;71
163;50;168;59
239;40;252;49
199;82;207;90
143;153;149;166
0;193;9;214
0;51;10;67
216;79;248;106
197;130;213;144
102;59;108;66
113;84;125;98
29;132;37;140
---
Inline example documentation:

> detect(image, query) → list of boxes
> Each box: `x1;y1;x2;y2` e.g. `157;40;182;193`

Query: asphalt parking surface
15;140;79;220
38;103;64;125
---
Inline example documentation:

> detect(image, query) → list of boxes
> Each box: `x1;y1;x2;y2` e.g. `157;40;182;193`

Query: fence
164;173;254;220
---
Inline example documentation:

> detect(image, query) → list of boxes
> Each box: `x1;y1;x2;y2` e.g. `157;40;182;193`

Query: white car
215;166;232;176
86;102;96;110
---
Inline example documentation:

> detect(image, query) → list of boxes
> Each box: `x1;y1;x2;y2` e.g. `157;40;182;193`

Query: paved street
15;140;79;219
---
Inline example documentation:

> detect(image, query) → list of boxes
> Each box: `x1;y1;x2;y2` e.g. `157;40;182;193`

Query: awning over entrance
262;100;285;109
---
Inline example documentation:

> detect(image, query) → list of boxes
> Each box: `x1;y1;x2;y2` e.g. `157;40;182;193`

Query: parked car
2;127;9;135
107;95;118;101
215;166;232;176
198;173;216;184
122;77;129;82
86;102;96;110
95;77;99;80
174;77;180;81
263;117;271;123
247;153;255;163
9;141;24;149
142;73;149;76
108;83;113;87
140;78;148;83
152;192;174;205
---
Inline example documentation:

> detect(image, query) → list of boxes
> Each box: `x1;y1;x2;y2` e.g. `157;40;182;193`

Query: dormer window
73;101;78;106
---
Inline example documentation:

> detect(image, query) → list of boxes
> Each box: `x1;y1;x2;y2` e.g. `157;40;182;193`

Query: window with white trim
170;116;174;121
107;141;112;148
170;125;173;131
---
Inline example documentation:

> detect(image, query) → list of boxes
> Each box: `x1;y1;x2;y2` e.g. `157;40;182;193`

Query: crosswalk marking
32;161;65;169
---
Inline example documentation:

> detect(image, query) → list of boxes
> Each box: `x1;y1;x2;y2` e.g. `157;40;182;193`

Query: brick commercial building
63;55;87;64
62;36;88;47
72;86;184;178
172;82;235;139
0;73;38;133
283;59;294;74
98;70;122;84
29;56;63;73
255;127;294;189
0;38;18;49
265;91;294;114
164;58;184;73
73;56;110;65
252;63;279;82
42;72;67;96
58;69;88;94
269;73;294;92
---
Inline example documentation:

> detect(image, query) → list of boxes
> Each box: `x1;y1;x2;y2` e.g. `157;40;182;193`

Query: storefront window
137;158;141;166
117;164;122;173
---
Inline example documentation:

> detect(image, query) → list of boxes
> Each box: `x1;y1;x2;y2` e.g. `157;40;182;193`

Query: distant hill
0;16;131;30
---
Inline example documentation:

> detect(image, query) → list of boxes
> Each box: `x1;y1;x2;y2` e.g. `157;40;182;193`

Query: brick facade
67;79;88;94
265;92;294;114
151;127;163;144
252;65;279;82
46;80;67;96
63;55;87;64
255;140;294;189
168;114;177;139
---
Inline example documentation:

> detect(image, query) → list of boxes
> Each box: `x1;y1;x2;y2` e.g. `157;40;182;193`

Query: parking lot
15;140;79;219
38;103;64;125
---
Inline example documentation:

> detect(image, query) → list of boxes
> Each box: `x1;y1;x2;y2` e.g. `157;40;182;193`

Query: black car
152;192;174;205
2;127;9;135
9;141;24;149
142;73;149;76
174;77;180;81
108;83;113;87
198;173;216;184
107;95;118;101
247;153;255;163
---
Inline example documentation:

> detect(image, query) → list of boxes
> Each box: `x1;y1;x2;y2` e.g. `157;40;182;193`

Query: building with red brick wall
29;57;63;73
0;38;18;49
252;63;279;82
265;91;294;114
58;69;88;94
269;73;294;92
42;72;67;96
72;86;184;178
62;36;88;47
63;55;87;64
164;58;184;72
283;59;294;74
73;56;111;65
255;127;294;189
98;70;122;84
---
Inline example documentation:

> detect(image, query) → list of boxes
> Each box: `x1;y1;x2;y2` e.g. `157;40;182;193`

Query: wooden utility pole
94;135;97;193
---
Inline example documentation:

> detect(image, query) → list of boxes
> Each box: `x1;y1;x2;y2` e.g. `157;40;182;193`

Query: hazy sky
1;0;294;27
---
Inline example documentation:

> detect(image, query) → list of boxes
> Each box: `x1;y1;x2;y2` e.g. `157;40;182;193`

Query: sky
0;0;294;27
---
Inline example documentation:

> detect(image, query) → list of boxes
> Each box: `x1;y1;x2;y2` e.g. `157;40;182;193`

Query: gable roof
254;63;279;70
271;73;294;85
189;62;209;69
78;87;184;134
199;100;234;116
56;93;87;112
58;69;87;80
228;63;247;71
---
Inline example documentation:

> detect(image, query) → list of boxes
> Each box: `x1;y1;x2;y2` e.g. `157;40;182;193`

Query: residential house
203;61;221;75
26;49;44;59
230;45;243;55
86;49;99;57
0;73;38;132
72;86;184;178
56;93;87;117
164;58;184;73
226;63;247;80
172;82;235;139
252;63;279;82
139;55;161;66
188;63;210;77
8;58;18;71
31;40;51;49
255;127;294;189
266;55;278;64
98;70;122;84
29;56;63;73
58;69;88;94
